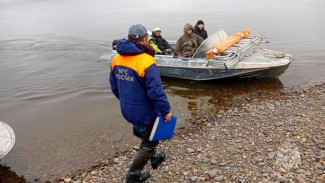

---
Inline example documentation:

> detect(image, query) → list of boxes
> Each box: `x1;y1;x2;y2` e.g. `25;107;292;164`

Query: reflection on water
164;77;284;100
163;77;284;116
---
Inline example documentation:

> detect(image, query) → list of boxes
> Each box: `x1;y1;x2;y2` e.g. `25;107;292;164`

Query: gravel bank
54;83;325;183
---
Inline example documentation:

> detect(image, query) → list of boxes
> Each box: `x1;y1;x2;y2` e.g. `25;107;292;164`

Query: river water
0;0;325;182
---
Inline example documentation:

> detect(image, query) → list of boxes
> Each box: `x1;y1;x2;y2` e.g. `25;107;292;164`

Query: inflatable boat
0;121;15;159
110;29;293;80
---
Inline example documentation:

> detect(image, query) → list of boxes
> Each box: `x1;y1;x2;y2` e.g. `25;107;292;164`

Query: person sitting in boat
174;23;204;57
148;37;163;54
151;27;172;55
194;20;208;39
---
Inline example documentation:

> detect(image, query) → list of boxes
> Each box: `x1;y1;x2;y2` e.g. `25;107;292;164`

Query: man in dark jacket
151;27;172;55
194;20;208;39
110;24;172;183
174;23;204;57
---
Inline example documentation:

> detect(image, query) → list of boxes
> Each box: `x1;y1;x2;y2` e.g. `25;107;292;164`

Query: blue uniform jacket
109;39;170;127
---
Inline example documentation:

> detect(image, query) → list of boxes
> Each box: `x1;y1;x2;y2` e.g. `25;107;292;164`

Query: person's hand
164;112;172;122
166;48;171;52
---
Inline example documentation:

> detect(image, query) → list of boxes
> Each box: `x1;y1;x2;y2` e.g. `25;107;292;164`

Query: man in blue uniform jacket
109;24;172;183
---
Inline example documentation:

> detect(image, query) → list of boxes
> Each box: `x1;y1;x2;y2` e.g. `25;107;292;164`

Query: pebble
315;156;322;160
210;159;218;164
214;176;224;181
275;101;281;106
265;166;273;173
267;104;275;110
113;158;119;163
278;167;286;174
208;169;218;178
90;171;97;176
81;173;87;178
258;179;273;183
202;158;209;163
296;176;307;183
187;148;195;153
277;176;289;182
64;178;71;182
315;169;323;175
268;151;276;159
121;156;128;161
276;122;284;127
258;162;266;166
84;175;91;182
190;176;198;182
319;150;325;156
219;162;228;166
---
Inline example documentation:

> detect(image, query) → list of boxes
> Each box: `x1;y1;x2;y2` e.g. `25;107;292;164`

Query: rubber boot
126;172;150;183
150;151;166;169
126;150;153;183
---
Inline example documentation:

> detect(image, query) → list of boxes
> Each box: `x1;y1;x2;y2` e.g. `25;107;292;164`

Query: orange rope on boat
206;29;251;59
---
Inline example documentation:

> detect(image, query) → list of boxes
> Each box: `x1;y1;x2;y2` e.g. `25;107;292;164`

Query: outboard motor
112;40;120;50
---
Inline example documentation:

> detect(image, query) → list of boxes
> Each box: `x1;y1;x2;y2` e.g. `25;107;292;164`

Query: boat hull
0;121;15;159
110;41;293;81
155;48;293;80
158;62;291;80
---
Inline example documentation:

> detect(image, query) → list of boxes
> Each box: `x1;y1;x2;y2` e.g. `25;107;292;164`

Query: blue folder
149;115;177;141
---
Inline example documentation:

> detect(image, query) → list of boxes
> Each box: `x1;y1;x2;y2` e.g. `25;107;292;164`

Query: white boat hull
155;48;293;80
0;121;15;159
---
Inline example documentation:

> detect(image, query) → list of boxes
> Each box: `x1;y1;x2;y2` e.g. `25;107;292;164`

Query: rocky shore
54;83;325;183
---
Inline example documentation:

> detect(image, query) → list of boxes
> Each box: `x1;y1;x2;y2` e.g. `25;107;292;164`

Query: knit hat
197;20;204;25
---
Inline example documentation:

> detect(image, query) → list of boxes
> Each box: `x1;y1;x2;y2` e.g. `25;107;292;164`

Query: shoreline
53;83;325;183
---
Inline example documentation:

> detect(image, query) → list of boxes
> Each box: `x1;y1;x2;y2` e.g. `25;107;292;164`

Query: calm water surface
0;0;325;182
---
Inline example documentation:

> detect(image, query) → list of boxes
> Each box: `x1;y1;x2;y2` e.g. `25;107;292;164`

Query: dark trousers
133;127;159;152
162;50;173;55
128;127;159;174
